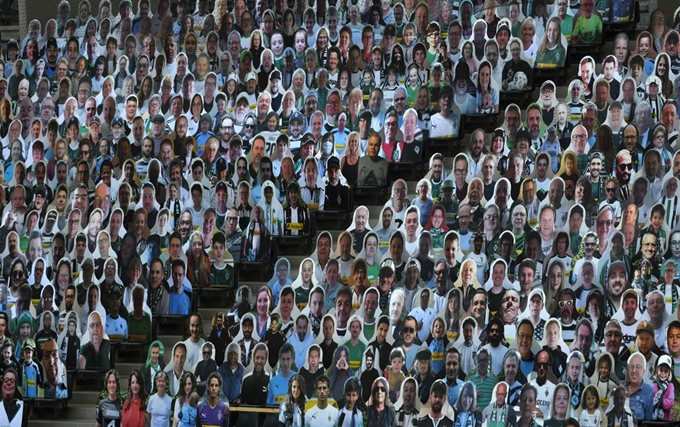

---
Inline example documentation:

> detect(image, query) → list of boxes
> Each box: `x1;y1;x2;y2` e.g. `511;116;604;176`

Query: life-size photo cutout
535;17;568;69
501;38;532;92
571;0;603;45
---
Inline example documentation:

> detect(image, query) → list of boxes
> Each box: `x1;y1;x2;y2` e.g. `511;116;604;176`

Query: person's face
641;233;657;260
665;325;680;356
647;293;665;321
516;324;534;358
501;291;520;323
627;355;644;385
606;264;627;298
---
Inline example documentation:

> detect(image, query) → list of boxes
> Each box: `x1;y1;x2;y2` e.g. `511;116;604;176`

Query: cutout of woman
454;381;483;427
536;17;567;68
543;231;574;280
543;383;571;427
665;230;680;268
291;258;318;311
441;288;464;342
252;286;273;340
475;60;500;114
544;260;568;315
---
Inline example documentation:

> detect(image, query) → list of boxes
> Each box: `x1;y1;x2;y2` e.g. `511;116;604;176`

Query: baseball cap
152;114;165;123
636;321;654;336
515;127;530;142
492;128;506;140
23;339;36;351
109;284;124;298
415;347;432;361
431;380;447;395
301;133;316;147
290;111;304;124
327;156;340;170
82;258;94;271
112;116;125;127
441;179;454;190
647;75;661;87
379;259;395;277
270;69;282;81
68;116;80;127
216;180;228;194
658;354;673;368
245;72;256;82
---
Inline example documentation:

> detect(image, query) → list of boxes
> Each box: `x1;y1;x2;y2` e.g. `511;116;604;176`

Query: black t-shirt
96;397;121;427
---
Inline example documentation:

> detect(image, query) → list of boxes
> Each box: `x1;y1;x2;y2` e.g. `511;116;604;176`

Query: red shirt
121;397;145;427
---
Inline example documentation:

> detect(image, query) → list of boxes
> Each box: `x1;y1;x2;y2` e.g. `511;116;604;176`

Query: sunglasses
558;300;573;308
402;327;415;333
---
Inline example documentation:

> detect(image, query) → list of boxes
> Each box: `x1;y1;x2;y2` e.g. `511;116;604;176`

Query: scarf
147;285;165;314
454;411;478;427
653;377;669;416
339;406;361;427
567;378;582;410
607;410;631;427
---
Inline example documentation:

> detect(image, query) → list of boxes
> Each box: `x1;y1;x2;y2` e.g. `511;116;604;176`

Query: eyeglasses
227;217;238;222
558;300;573;308
605;188;615;193
572;134;587;140
244;124;255;129
2;377;15;385
375;386;386;392
484;214;499;220
402;327;415;333
394;97;406;102
597;220;613;227
619;163;634;170
42;297;53;303
12;271;22;278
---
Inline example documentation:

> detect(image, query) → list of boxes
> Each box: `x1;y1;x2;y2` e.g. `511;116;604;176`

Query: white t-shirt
305;404;339;427
531;380;555;419
481;344;508;377
148;393;173;427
